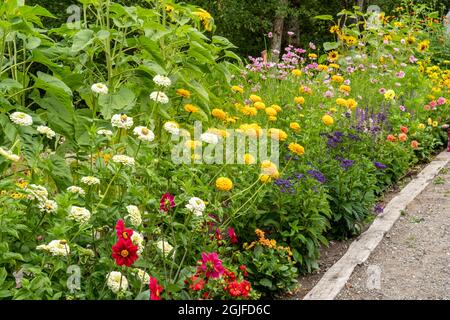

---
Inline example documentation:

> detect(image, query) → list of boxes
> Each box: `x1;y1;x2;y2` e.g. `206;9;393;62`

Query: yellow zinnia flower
254;101;266;110
184;104;199;113
215;177;233;191
288;143;305;156
294;96;305;105
249;94;262;103
211;108;227;120
231;85;244;93
176;88;191;98
322;114;334;125
289;122;300;132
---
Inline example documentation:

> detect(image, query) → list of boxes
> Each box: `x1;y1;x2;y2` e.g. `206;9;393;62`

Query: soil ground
284;160;435;300
337;161;450;299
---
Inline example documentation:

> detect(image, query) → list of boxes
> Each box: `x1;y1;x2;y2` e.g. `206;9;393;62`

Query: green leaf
98;87;136;120
259;278;273;289
46;154;73;190
314;15;334;21
71;29;94;52
0;79;23;92
0;267;7;286
0;290;11;298
323;42;339;51
135;290;150;300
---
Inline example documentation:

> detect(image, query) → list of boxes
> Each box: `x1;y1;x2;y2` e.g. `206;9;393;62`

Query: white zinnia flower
163;121;180;135
37;126;56;139
91;83;109;95
66;186;85;196
0;147;20;162
150;91;169;104
200;132;219;144
111;114;134;129
68;206;91;224
133;268;150;283
37;240;70;257
185;197;206;216
131;232;145;256
156;240;174;257
10;112;33;126
81;176;100;186
26;184;48;201
126;205;142;227
133;126;155;142
97;129;113;136
106;271;128;293
112;155;135;167
38;199;58;213
153;75;172;87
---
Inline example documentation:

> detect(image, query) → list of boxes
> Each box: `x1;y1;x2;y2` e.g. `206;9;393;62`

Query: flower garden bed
0;0;449;300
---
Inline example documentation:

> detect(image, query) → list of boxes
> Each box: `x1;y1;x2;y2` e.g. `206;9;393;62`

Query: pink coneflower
227;227;238;244
160;193;175;212
267;32;273;39
199;252;225;279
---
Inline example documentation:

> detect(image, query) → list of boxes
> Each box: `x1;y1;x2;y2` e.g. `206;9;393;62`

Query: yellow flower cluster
243;229;293;258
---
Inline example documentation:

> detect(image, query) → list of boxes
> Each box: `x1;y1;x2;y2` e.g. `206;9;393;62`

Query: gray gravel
337;163;450;300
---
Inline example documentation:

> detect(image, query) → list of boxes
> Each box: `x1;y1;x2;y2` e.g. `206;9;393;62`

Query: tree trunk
270;0;289;60
357;0;365;11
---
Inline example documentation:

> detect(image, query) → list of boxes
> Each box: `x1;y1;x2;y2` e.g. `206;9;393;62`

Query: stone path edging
303;150;450;300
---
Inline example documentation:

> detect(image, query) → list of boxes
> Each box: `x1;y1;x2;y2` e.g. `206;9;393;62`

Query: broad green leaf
71;29;94;52
98;87;136;119
323;42;339;51
314;15;334;21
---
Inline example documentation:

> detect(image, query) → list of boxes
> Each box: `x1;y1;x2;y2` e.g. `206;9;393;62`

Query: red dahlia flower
199;252;225;279
112;238;138;267
149;277;164;300
115;219;133;240
227;281;242;297
160;193;175;212
188;275;205;291
227;227;238;244
240;280;251;297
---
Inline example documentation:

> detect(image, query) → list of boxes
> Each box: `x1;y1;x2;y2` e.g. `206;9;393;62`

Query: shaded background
30;0;450;57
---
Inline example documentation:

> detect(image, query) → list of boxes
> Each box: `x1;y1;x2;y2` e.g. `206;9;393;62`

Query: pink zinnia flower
160;193;175;212
379;88;386;94
324;90;334;98
287;31;295;37
396;71;405;78
409;55;418;64
437;97;446;105
199;252;225;279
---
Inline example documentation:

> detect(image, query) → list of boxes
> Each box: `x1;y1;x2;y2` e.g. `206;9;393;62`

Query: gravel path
337;161;450;300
